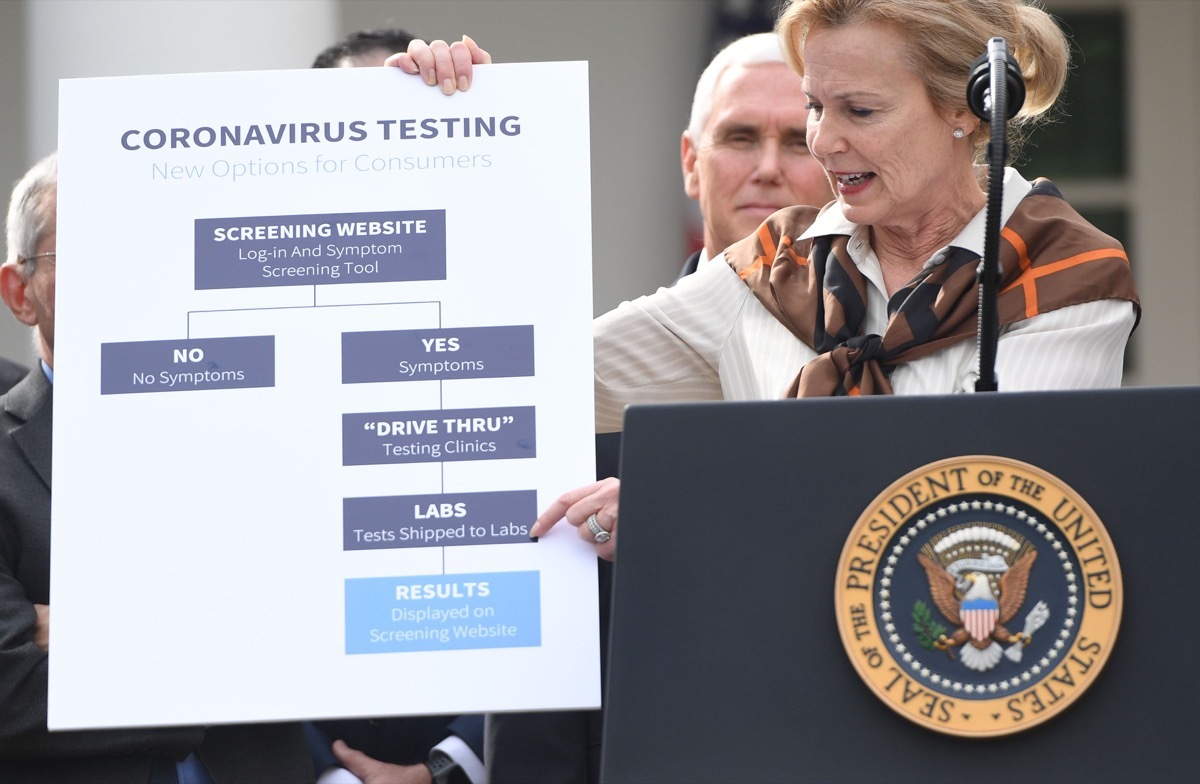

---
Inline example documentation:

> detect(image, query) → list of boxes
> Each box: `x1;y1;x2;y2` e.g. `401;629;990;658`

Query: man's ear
681;131;700;200
0;263;38;326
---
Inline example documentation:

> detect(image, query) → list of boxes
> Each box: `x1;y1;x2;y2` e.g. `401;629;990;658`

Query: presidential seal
835;456;1121;737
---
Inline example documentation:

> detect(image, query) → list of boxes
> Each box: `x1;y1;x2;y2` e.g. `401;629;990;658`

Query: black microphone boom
967;44;1026;121
970;38;1024;393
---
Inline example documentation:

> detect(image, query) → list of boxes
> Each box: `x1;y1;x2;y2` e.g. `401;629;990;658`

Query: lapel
677;250;702;281
3;368;53;488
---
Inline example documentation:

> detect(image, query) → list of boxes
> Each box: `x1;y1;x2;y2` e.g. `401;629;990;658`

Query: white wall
1122;0;1200;386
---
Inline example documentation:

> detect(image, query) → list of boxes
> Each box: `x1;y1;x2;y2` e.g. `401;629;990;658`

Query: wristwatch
425;748;468;784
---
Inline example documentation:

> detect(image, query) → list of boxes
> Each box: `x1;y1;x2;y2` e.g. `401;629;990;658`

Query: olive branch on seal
912;600;947;651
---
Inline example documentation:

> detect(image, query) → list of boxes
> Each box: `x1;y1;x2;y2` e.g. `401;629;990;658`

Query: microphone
966;38;1025;121
969;37;1025;393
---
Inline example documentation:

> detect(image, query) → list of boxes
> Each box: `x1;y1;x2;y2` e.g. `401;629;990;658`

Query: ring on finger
586;513;611;545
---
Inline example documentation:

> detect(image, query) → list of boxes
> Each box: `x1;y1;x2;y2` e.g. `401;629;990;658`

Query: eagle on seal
918;549;1037;672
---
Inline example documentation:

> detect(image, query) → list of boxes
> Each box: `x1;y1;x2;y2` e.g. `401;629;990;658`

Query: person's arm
991;299;1136;390
316;746;436;784
386;36;491;95
0;561;200;758
535;261;751;552
326;740;434;784
593;259;747;432
426;729;485;784
317;718;486;784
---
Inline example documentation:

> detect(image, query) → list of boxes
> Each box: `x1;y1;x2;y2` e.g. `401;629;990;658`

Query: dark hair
312;28;416;68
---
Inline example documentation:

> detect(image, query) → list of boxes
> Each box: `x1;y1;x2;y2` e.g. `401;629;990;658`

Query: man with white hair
677;31;830;274
0;42;485;784
0;152;316;782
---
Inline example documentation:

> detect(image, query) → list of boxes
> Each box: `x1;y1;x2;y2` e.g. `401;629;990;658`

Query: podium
600;387;1199;783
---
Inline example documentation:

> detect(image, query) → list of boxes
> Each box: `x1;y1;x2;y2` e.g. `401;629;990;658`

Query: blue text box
195;209;446;289
100;336;275;394
345;571;541;654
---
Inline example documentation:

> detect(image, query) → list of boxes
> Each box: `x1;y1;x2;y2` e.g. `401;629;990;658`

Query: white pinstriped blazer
594;170;1136;433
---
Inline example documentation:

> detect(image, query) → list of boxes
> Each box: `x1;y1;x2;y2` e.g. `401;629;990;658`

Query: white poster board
49;63;597;729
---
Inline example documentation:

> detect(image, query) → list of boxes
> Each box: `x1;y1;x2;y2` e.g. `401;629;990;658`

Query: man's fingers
331;739;374;775
402;40;439;86
448;41;475;92
386;36;490;93
461;35;492;65
384;51;419;74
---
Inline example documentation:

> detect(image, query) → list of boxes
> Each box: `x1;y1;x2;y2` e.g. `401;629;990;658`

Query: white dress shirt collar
797;167;1033;260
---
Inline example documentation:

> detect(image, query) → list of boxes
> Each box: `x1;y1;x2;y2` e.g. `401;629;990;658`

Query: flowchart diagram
50;62;598;728
100;207;547;654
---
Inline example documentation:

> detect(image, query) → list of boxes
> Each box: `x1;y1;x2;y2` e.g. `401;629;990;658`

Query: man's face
26;216;56;361
0;191;56;365
682;61;830;256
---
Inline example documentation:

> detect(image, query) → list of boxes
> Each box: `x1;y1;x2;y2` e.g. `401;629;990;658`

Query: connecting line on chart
185;297;445;338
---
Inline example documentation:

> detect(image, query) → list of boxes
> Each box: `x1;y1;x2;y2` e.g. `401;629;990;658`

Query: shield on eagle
961;597;999;642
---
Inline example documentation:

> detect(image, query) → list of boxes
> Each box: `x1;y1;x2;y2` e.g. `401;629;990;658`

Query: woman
533;0;1140;558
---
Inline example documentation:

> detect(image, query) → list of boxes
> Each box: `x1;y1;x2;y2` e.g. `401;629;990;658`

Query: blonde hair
776;0;1068;161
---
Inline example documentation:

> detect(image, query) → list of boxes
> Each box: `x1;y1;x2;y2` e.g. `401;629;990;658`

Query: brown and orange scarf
724;179;1140;397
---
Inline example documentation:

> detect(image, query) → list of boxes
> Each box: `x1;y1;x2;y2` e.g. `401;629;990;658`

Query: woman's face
803;20;974;232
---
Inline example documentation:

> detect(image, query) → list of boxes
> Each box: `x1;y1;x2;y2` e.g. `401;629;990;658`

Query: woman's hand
530;477;620;561
385;35;492;95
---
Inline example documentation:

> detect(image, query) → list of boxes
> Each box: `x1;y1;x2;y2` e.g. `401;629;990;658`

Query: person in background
677;31;831;275
484;31;833;784
0;40;482;784
313;28;418;69
534;0;1139;560
309;31;491;784
0;355;25;393
315;27;492;97
0;153;315;784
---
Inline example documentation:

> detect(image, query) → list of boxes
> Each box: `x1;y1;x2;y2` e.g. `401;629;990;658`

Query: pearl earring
953;128;965;139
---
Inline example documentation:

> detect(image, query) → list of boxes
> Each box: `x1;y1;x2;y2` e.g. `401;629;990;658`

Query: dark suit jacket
677;248;702;279
0;370;313;784
0;356;27;395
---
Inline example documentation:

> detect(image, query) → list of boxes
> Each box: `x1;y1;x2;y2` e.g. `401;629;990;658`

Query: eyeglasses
23;251;55;269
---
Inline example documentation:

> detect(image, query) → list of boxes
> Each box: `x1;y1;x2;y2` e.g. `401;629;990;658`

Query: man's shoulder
0;370;51;428
0;357;27;396
0;371;53;500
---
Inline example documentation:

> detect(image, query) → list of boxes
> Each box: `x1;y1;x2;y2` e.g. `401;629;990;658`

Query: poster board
49;63;598;728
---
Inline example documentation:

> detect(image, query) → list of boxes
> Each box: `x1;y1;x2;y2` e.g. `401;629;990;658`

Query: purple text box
342;406;535;466
342;325;534;384
100;336;275;394
343;490;536;550
195;210;445;289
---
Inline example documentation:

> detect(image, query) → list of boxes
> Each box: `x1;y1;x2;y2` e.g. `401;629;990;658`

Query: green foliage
912;600;946;650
